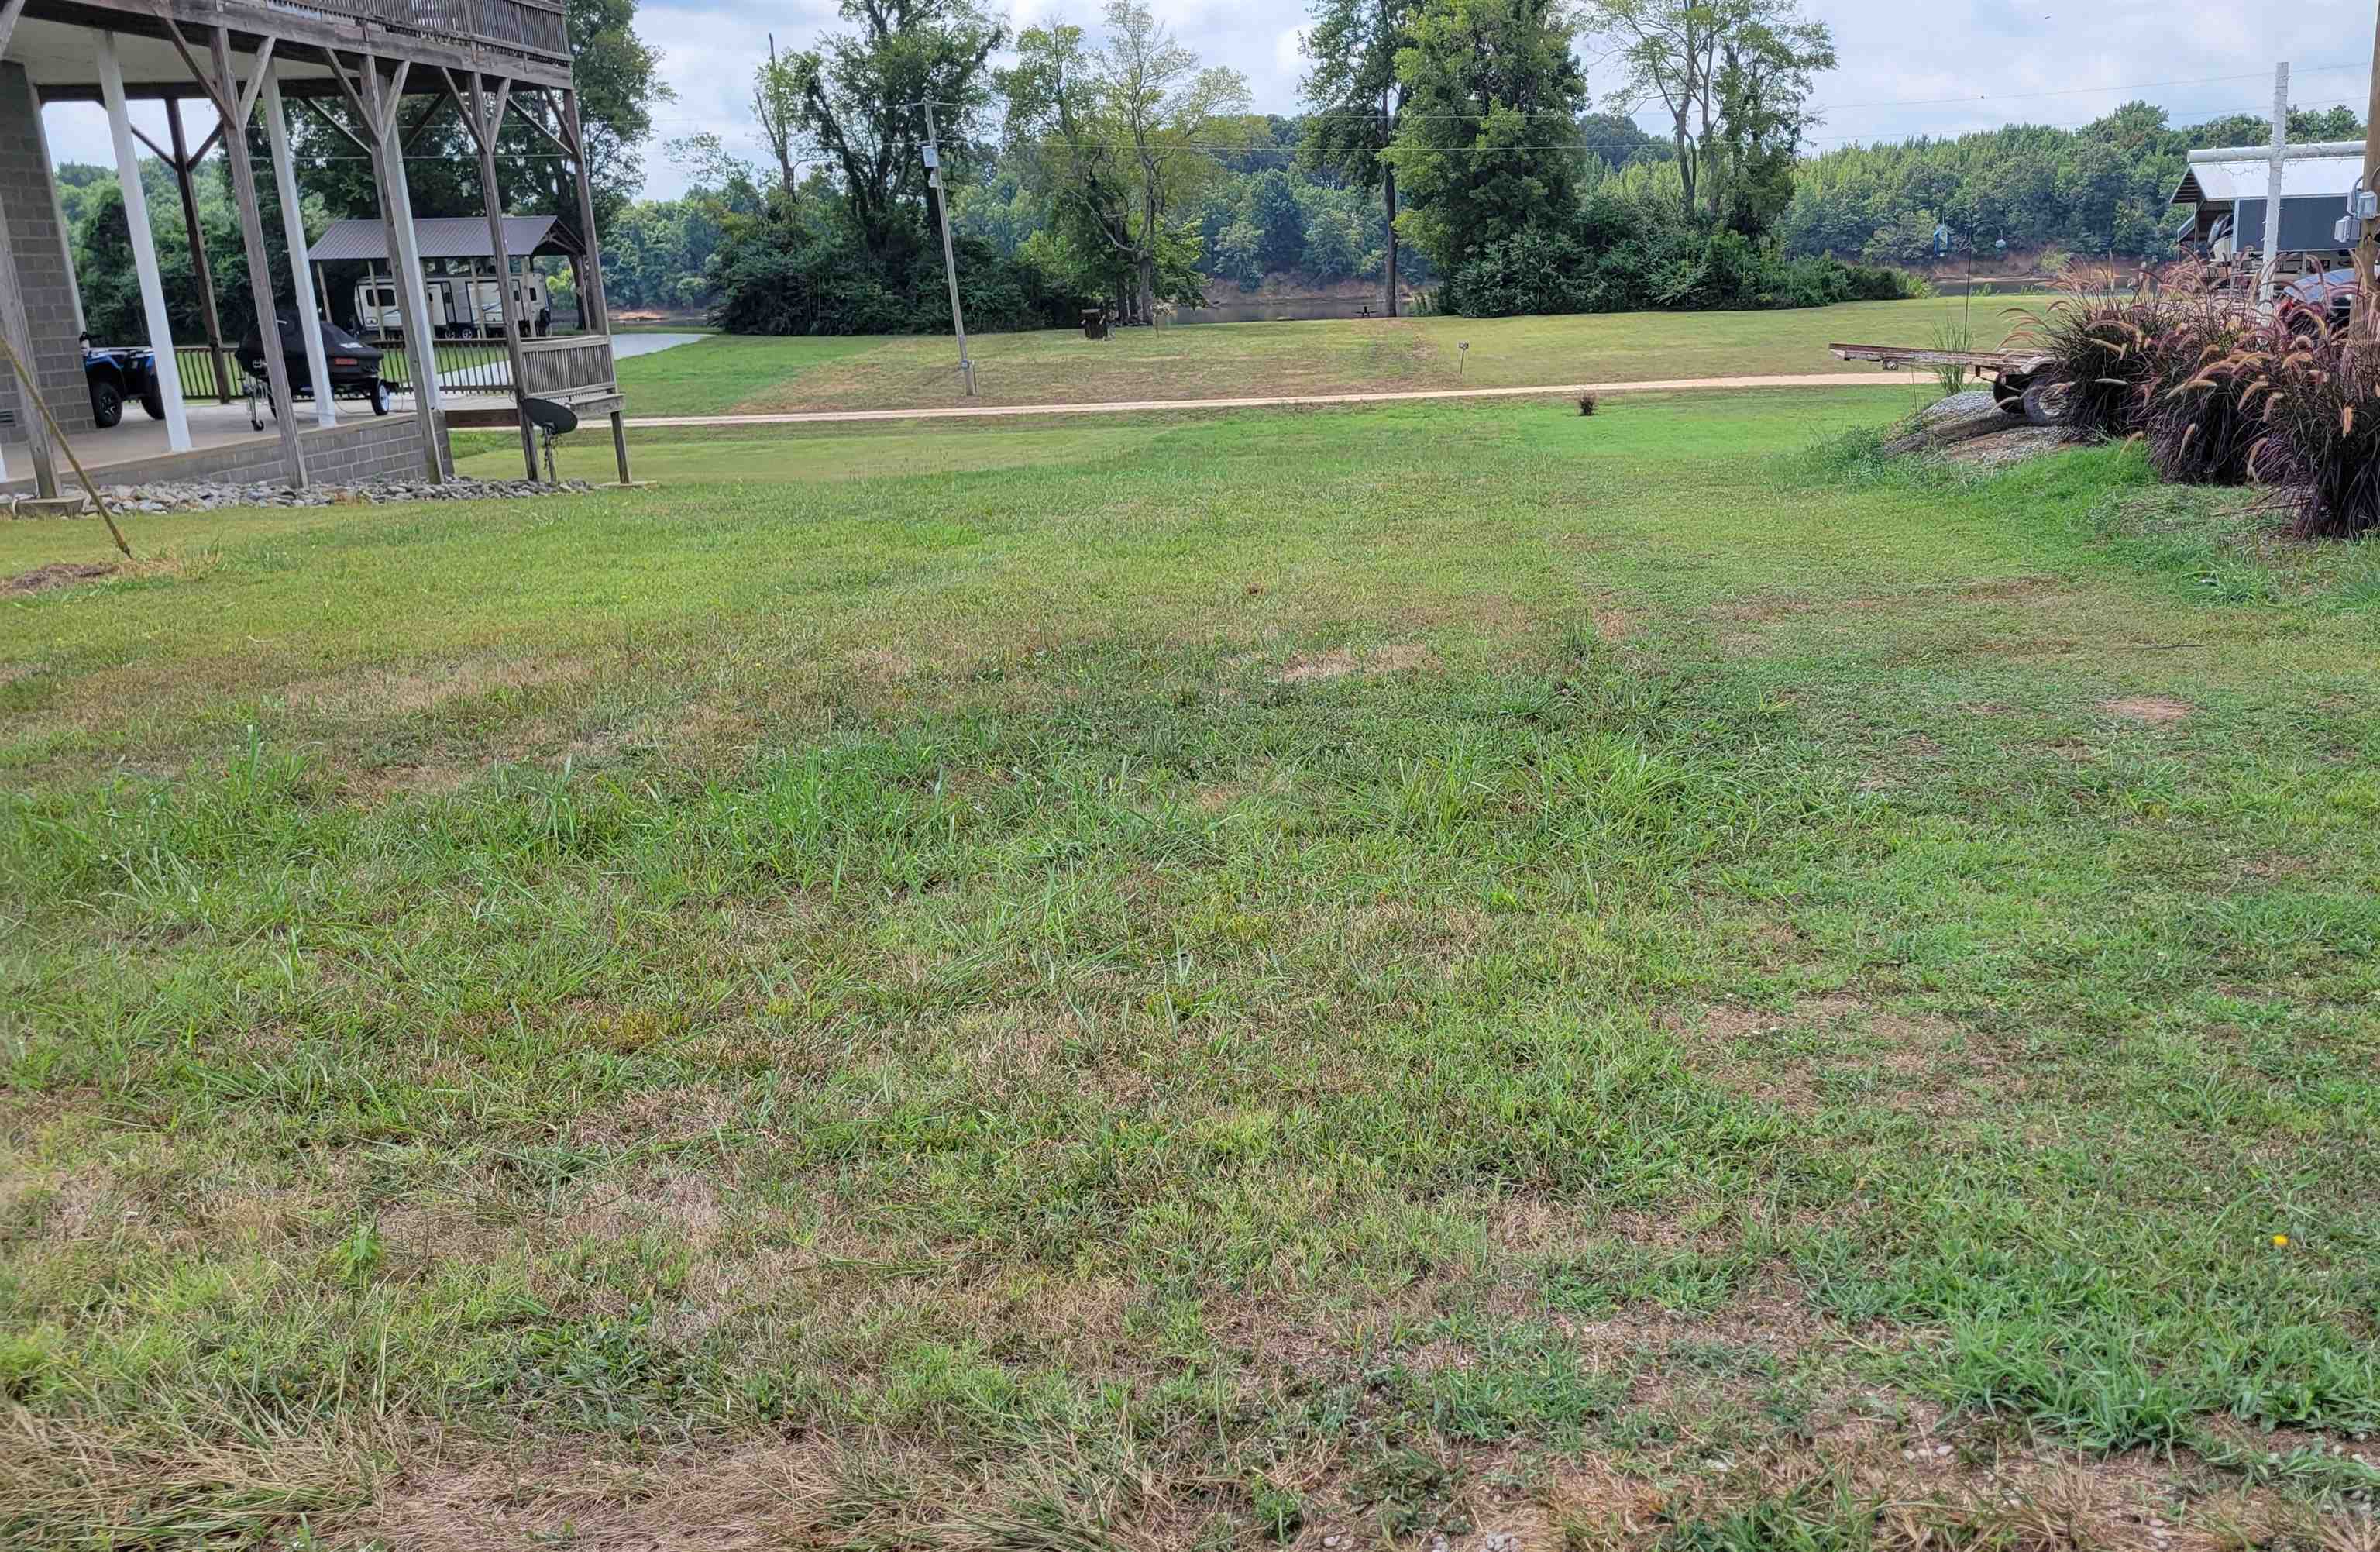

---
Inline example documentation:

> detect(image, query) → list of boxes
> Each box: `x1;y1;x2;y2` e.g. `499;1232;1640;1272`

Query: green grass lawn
8;389;2380;1550
611;332;889;417
614;296;2041;417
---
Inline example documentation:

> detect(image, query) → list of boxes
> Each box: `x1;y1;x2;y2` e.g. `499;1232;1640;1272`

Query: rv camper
353;274;547;339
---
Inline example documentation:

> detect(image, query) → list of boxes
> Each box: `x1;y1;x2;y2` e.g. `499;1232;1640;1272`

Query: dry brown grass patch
2099;696;2194;726
1684;998;2007;1118
278;655;596;717
1274;642;1436;683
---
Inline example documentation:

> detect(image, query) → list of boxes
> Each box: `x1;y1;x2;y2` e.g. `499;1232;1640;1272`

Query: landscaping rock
1920;388;2000;424
11;475;594;519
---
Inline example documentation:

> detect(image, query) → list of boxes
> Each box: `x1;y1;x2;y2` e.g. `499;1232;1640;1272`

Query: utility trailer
1828;343;2065;423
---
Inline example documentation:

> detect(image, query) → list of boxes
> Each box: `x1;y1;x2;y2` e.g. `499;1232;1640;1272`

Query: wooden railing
208;0;570;60
518;335;615;398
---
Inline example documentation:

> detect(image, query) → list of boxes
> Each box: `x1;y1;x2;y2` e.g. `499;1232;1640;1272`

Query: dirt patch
2099;696;2194;725
6;562;115;595
846;647;916;681
1274;642;1435;683
1684;997;2004;1118
1594;606;1635;642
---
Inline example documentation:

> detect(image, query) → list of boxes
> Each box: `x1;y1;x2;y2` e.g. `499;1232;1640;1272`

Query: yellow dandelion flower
2272;1234;2290;1248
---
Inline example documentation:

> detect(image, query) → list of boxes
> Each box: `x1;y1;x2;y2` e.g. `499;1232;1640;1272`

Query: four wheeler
236;313;392;429
80;334;166;429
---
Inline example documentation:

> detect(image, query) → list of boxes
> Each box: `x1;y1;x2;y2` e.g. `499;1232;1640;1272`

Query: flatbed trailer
1828;342;2064;422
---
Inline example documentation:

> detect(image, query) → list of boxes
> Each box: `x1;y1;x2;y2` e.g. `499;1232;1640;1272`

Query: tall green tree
1381;0;1586;274
999;2;1249;321
1580;0;1828;221
785;0;1006;265
1299;0;1412;311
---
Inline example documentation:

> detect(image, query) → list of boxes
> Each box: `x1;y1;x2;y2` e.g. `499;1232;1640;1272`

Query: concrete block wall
1;413;439;495
0;64;94;444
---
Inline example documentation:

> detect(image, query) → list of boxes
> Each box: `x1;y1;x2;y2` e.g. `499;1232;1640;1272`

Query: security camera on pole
920;100;977;397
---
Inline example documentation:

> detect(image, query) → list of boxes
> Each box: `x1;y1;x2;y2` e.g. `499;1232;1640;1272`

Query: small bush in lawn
2248;319;2380;539
1577;392;1598;417
2142;301;2265;485
2010;267;2180;441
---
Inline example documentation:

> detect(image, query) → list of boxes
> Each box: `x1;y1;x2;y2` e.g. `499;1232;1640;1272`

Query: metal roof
307;216;583;263
2169;155;2364;207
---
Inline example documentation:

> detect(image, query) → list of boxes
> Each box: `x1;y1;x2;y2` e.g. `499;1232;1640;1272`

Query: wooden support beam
207;25;308;487
561;88;608;335
456;69;537;480
335;50;447;480
297;94;370;153
166;97;232;401
263;67;337;429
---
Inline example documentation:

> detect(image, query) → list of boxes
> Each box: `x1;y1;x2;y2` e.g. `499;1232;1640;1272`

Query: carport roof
308;216;583;263
2169;155;2364;207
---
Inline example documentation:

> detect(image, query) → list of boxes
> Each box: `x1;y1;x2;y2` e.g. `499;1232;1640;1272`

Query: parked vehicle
79;335;165;428
2279;267;2357;334
236;314;392;429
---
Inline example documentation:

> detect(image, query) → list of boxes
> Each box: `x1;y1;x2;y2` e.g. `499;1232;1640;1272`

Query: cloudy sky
33;0;2371;199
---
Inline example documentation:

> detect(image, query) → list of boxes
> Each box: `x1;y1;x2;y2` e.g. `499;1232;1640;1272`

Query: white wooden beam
96;33;190;452
263;67;336;429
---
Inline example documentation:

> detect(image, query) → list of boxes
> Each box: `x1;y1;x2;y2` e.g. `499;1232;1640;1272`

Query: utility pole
920;100;976;397
2256;61;2289;305
2358;9;2380;344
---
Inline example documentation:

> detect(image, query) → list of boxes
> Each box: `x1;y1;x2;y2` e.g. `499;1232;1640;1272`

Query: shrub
707;219;1084;336
1577;391;1598;416
2010;268;2179;441
2141;302;2265;486
2248;319;2380;539
1443;219;1924;319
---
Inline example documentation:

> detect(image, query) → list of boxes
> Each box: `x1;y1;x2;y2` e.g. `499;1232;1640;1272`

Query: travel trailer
353;272;547;339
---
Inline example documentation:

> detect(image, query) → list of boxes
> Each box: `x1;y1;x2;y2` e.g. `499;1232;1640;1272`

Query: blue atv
80;333;167;429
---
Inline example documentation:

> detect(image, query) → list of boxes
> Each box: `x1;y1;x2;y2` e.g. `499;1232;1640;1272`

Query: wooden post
262;69;337;429
564;88;628;485
462;71;538;479
335;53;448;480
561;89;608;332
208;27;306;487
166;97;232;402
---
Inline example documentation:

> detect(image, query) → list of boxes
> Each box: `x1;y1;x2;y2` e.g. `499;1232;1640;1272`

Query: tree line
56;0;2366;342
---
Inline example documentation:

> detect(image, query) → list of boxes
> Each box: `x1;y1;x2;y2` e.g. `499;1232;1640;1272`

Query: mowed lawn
8;390;2380;1550
614;295;2039;417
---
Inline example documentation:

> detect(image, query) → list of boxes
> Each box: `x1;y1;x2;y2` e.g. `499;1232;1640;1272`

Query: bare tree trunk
1672;109;1694;213
1383;163;1398;316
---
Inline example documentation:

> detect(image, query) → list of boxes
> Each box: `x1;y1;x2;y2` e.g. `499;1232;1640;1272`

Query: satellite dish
521;396;578;435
